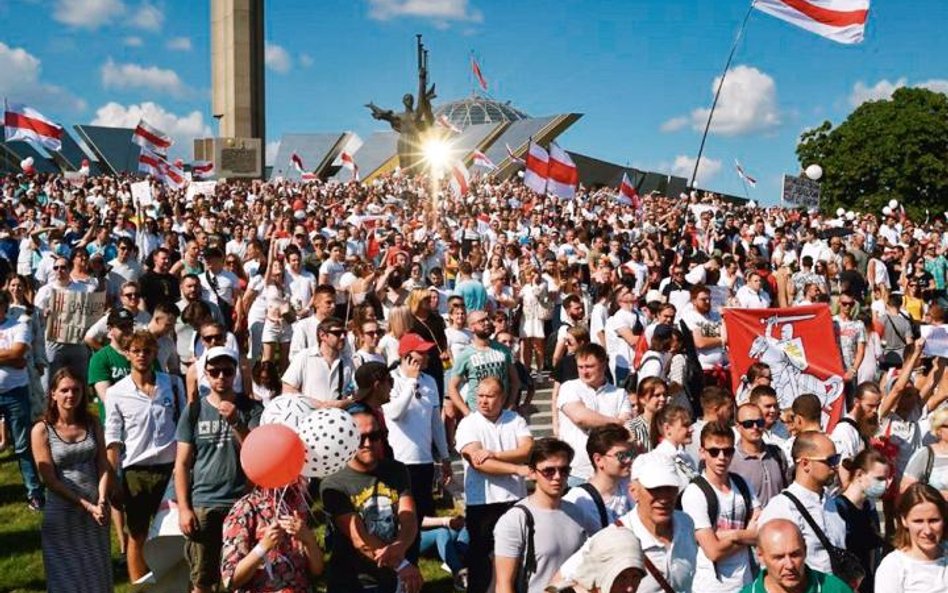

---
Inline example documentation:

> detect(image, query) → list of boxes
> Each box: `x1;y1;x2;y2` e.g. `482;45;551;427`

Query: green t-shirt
453;341;513;408
740;568;853;593
87;344;131;386
320;459;411;591
175;396;263;508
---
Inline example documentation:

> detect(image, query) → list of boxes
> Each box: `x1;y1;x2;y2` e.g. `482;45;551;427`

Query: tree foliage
796;88;948;218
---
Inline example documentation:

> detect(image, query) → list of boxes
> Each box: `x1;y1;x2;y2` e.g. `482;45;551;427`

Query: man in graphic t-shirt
448;310;519;413
321;407;423;593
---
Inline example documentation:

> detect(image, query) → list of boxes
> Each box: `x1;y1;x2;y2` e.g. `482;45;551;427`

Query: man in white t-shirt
681;285;727;371
735;272;772;309
563;424;634;532
681;421;761;593
552;294;586;367
831;381;881;487
0;291;42;509
456;376;532;593
284;246;317;315
319;241;348;310
557;343;632;486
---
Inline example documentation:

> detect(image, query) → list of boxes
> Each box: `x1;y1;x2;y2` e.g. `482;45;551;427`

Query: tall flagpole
690;0;757;190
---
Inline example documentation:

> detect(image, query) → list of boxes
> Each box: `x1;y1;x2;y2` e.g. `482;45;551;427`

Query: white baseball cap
573;525;645;592
205;346;238;364
631;453;680;489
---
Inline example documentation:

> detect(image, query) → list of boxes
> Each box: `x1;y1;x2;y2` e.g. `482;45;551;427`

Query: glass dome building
434;96;530;130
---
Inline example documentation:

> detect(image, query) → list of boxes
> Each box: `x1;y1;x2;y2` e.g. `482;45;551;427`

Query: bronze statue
366;35;438;172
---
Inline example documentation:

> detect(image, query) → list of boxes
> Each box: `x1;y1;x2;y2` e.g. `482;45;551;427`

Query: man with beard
740;520;851;593
552;294;587;367
448;310;519;414
831;382;882;487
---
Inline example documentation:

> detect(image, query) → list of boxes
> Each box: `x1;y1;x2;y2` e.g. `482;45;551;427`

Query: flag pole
739;174;751;202
689;0;757;190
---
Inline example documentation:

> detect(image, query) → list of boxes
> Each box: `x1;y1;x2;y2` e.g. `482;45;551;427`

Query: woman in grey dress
30;368;112;592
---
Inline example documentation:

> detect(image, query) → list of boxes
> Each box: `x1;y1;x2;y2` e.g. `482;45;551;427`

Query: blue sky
1;0;946;202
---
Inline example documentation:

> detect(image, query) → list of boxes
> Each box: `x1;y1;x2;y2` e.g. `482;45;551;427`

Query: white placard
130;181;153;207
920;324;948;358
186;180;217;202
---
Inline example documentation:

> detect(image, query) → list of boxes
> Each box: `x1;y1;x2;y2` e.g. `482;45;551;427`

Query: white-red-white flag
436;114;462;134
449;161;470;197
471;149;496;170
754;0;869;44
192;160;214;180
139;148;186;189
618;172;641;209
290;152;305;173
506;142;525;165
735;160;758;188
4;101;63;152
471;56;488;92
339;151;360;181
131;119;173;155
523;141;549;196
547;142;578;199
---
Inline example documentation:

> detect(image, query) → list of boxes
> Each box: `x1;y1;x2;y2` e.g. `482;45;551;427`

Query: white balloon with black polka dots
260;396;316;433
297;408;360;478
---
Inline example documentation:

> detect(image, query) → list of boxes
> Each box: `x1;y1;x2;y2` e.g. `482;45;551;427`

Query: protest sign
781;174;821;208
724;304;845;430
46;291;107;344
920;324;948;358
186;180;217;202
130;181;153;207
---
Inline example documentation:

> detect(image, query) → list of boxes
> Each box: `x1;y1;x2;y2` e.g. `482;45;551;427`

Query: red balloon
240;424;305;489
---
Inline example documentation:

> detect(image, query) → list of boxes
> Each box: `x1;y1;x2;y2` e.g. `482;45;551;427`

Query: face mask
865;478;887;500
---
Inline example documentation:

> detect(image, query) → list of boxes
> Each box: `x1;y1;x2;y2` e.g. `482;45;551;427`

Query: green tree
796;87;948;218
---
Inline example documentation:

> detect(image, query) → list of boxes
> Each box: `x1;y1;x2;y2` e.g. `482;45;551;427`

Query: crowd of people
0;166;946;593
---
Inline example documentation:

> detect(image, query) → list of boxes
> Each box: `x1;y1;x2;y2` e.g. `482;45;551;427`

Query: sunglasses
363;330;380;336
704;446;736;458
359;430;385;446
206;366;236;378
53;265;68;271
739;418;766;430
324;329;346;337
201;333;225;342
535;465;571;480
605;451;635;464
801;454;841;468
122;292;140;299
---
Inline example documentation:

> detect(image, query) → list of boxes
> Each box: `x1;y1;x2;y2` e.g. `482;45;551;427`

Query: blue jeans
0;385;42;500
419;526;469;573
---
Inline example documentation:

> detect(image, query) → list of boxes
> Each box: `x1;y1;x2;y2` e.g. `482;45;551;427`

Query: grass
0;452;456;592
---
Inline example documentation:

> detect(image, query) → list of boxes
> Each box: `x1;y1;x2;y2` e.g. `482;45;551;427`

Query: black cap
107;307;135;328
353;361;390;402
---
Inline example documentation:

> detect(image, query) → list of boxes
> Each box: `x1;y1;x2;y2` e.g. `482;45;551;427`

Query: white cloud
849;77;948;107
367;0;482;25
123;36;143;47
299;53;314;68
660;116;688;133
91;101;212;157
663;155;722;185
265;42;292;74
673;65;780;136
53;0;125;29
100;58;190;98
166;36;192;51
130;1;163;31
0;42;85;111
265;140;280;166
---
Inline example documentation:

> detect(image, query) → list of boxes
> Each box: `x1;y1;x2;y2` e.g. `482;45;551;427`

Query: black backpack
683;473;756;579
577;482;610;529
513;504;537;593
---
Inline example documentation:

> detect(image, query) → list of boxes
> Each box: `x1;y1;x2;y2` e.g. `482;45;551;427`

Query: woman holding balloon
221;422;324;592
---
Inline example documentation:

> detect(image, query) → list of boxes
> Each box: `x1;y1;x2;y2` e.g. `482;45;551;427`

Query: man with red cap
383;333;451;555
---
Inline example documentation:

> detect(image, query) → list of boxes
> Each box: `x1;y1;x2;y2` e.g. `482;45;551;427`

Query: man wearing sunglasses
282;317;354;408
174;347;261;593
729;403;788;506
321;408;423;593
563;424;634;533
681;421;761;593
759;431;847;574
495;438;594;593
84;281;152;351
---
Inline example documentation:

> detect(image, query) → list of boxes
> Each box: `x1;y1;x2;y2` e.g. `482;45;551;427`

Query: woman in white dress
517;265;549;374
874;483;948;593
